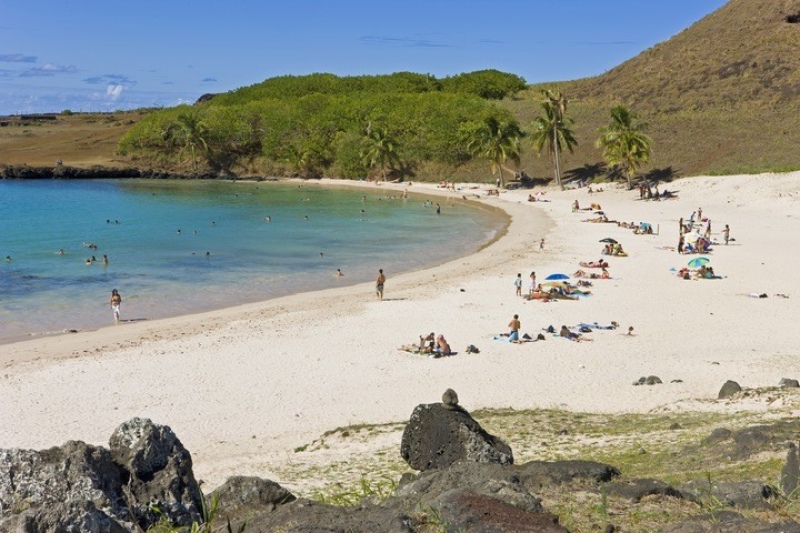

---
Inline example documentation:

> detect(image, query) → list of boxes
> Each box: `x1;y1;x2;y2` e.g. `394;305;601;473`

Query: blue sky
1;0;728;115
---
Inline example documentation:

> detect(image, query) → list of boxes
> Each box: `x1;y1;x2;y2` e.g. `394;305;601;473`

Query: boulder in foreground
400;389;513;471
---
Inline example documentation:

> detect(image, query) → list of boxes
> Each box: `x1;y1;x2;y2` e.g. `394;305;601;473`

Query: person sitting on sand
434;334;452;355
560;325;593;342
600;267;611;279
508;314;521;342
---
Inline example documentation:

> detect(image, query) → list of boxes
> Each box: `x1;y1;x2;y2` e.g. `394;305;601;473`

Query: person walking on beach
110;289;122;324
723;224;730;245
376;269;386;300
514;273;522;297
539;238;545;251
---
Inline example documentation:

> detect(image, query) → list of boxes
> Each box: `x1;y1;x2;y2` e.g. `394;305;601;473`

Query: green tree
361;125;401;180
165;111;209;171
529;89;577;190
596;104;652;189
462;116;523;187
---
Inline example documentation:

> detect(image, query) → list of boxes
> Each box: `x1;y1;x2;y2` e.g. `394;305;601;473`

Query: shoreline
3;172;800;492
0;178;509;346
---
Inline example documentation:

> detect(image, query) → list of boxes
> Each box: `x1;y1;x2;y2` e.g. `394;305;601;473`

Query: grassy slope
0;113;148;168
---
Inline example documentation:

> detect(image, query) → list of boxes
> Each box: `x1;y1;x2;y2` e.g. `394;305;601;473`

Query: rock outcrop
0;418;202;532
109;417;203;528
400;389;513;471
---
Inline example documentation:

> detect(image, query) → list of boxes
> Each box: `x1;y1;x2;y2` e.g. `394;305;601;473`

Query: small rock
718;380;742;399
441;388;459;410
779;378;800;388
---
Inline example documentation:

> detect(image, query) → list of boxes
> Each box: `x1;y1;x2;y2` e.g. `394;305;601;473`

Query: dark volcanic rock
387;459;619;516
109;417;203;529
677;479;777;510
0;441;132;533
209;475;296;517
782;442;800;496
718;380;742;399
400;398;513;471
435;490;568;532
243;498;415;533
661;509;800;532
604;478;683;502
516;460;621;487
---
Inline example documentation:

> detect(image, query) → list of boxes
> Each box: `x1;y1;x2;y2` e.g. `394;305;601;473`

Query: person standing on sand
723;224;730;245
529;272;537;297
110;289;122;323
376;269;386;300
514;273;522;297
539;238;545;251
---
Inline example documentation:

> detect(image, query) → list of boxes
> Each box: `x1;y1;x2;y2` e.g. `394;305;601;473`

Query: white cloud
106;84;124;100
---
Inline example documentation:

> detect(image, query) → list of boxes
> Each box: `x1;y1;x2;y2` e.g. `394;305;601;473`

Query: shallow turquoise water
0;179;505;342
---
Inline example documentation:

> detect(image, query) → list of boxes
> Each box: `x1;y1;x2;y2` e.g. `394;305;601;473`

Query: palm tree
361;126;401;181
165;111;209;170
529;89;577;190
596;105;652;190
463;116;523;187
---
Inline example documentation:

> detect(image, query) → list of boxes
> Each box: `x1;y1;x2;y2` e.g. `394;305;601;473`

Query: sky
0;0;729;116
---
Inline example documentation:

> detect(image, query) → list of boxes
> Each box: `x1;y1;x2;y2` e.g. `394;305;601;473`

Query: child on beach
514;273;522;296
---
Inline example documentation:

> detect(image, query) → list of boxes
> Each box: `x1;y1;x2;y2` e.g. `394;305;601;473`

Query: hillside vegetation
2;0;800;183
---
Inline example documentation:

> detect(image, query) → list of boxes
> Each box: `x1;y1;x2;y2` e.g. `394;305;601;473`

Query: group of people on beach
677;207;731;254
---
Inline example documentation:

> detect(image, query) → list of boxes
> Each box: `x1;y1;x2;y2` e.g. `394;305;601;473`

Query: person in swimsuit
110;289;122;323
508;314;521;342
376;269;386;300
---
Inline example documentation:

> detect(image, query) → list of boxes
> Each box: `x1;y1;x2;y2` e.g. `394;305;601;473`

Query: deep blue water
0;179;505;342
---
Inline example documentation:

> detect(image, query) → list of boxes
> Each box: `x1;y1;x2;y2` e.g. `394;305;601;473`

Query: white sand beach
2;172;800;491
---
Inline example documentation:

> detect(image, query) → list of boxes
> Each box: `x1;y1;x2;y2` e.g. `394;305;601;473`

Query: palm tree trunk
553;125;563;190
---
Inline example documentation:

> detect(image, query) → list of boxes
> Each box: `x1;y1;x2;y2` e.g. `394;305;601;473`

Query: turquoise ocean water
0;179;505;343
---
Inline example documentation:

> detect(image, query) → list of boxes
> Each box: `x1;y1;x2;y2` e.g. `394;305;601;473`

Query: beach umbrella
683;232;702;242
599;238;618;244
687;257;710;269
545;273;570;281
640;222;652;230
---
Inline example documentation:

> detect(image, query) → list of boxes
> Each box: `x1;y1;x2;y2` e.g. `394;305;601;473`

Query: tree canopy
596;104;652;189
119;71;525;179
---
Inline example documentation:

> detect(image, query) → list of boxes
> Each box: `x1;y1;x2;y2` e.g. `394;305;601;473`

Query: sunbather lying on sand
579;260;609;269
525;284;552;301
560;325;593;342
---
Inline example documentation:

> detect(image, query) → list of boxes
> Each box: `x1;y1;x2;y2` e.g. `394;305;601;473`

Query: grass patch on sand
271;390;800;531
